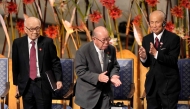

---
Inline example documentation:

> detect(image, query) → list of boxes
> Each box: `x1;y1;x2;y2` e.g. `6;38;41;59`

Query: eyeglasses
25;26;41;32
95;37;111;43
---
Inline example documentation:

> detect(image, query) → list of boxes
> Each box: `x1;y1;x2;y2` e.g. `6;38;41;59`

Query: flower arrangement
0;0;190;59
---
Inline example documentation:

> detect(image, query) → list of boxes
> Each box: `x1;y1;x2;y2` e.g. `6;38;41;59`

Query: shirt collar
94;43;103;53
28;37;38;44
153;29;165;41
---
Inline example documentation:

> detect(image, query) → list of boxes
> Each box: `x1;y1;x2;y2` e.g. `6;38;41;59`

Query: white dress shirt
94;43;104;71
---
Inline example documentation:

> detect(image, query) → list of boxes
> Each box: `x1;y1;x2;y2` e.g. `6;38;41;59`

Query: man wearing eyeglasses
12;17;63;109
74;26;122;109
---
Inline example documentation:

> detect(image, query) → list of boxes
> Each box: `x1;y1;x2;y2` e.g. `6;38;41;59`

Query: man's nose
33;30;38;33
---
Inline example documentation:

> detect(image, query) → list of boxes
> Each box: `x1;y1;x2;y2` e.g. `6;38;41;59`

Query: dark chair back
177;59;190;109
52;59;74;109
0;58;9;109
111;59;134;109
178;59;190;100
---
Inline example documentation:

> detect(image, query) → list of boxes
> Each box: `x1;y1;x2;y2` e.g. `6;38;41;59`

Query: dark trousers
146;78;179;109
22;78;52;109
82;93;111;109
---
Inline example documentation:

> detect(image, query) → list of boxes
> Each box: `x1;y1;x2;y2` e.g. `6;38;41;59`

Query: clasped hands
139;42;157;59
98;71;122;87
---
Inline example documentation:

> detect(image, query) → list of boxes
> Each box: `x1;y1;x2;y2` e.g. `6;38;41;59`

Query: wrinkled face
93;32;110;50
149;14;165;35
24;20;41;40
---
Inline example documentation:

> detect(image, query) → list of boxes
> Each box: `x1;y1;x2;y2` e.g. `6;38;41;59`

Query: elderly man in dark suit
139;10;181;109
74;26;122;109
12;17;63;109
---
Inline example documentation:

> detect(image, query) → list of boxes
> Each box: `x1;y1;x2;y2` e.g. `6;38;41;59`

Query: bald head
92;26;108;38
149;10;165;22
24;17;41;27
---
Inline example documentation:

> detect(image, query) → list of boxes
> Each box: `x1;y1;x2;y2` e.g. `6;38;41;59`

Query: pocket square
161;48;166;50
109;60;111;63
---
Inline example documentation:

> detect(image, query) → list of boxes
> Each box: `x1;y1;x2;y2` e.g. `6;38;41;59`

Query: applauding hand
98;71;109;83
111;75;122;87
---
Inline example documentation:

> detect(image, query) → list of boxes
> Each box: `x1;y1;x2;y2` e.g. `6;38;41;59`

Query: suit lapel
37;36;44;72
103;48;109;72
22;36;29;73
150;33;154;45
89;42;102;73
159;30;168;50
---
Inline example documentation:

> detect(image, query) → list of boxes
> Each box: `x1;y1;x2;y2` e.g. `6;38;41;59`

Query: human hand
56;81;63;89
139;46;147;59
149;42;157;56
111;75;122;87
98;71;109;83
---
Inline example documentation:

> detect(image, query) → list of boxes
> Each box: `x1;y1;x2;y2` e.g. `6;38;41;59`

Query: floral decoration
23;0;35;4
171;6;183;18
6;2;17;14
89;10;102;23
109;38;118;46
109;6;122;19
15;20;25;34
132;15;142;26
179;0;190;8
44;25;59;39
165;22;175;32
100;0;115;9
145;0;159;7
56;1;67;12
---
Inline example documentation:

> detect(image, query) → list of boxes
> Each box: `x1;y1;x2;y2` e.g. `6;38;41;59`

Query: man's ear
24;27;28;34
92;36;95;40
24;14;29;20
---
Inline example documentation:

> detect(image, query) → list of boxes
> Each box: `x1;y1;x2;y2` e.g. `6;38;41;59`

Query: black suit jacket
141;30;181;95
74;42;120;109
12;35;62;95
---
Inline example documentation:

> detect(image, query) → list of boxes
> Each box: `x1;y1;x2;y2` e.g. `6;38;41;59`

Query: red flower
44;25;59;39
145;0;159;7
109;6;122;19
171;6;183;18
89;10;102;23
100;0;115;9
165;22;175;32
180;0;190;8
132;15;141;26
6;2;17;14
16;20;25;34
23;0;35;4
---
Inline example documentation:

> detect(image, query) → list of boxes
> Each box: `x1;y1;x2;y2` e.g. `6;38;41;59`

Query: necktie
98;50;104;71
154;37;159;50
30;41;37;80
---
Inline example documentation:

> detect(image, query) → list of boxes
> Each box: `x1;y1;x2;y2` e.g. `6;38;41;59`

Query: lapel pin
107;52;110;58
160;42;163;48
39;48;42;51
